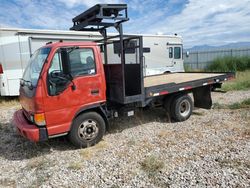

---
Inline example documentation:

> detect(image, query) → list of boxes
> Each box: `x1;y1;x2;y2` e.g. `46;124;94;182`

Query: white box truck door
168;45;184;72
0;32;23;96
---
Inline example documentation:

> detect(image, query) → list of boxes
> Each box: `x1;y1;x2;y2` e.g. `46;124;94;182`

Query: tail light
0;64;3;74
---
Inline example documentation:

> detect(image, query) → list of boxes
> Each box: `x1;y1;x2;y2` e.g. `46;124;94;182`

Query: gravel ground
0;90;249;188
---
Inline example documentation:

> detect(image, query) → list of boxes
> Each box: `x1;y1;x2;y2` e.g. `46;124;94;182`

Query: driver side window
47;48;96;96
48;50;68;96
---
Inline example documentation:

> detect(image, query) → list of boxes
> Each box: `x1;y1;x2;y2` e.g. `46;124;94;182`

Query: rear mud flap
193;86;212;109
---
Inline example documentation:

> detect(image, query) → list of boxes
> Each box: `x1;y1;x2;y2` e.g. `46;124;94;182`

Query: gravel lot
0;90;249;188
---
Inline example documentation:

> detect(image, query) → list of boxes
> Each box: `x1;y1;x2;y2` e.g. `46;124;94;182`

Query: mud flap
193;86;212;109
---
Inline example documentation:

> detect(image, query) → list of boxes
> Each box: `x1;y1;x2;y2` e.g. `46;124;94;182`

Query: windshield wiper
20;79;34;90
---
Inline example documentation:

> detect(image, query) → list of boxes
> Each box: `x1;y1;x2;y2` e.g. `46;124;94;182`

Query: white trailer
0;28;184;96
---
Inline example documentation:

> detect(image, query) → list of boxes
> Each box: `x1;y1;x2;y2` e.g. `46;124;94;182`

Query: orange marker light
34;113;46;126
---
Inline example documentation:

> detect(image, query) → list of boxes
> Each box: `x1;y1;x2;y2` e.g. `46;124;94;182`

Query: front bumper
12;109;48;142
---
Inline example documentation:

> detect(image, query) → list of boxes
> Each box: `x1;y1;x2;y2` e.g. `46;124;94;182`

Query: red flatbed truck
13;4;234;148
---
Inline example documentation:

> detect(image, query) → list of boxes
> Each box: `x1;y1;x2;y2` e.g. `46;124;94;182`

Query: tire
164;71;171;74
68;112;106;148
170;94;193;122
164;94;178;112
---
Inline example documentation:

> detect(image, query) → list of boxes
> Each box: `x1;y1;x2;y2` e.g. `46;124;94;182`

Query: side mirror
50;70;65;79
186;51;190;57
61;48;70;75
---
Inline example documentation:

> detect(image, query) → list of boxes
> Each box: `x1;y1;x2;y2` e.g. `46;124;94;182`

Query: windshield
22;47;51;87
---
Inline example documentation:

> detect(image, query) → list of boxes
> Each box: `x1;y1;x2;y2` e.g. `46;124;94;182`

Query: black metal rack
70;4;129;32
70;4;145;105
70;4;130;66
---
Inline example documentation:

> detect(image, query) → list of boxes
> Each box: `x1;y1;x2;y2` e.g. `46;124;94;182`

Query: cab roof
43;41;97;49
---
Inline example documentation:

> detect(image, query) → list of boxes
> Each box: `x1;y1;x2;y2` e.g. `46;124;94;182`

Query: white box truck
0;27;184;96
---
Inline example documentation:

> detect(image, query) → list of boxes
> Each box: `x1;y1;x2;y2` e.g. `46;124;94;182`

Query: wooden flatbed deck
144;73;224;87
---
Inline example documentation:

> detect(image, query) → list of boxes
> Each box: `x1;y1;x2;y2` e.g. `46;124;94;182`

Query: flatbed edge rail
145;72;235;98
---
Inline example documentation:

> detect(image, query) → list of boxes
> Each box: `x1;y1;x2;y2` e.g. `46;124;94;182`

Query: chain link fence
184;48;250;70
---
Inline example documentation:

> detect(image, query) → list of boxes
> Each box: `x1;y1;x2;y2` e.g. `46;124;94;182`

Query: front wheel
170;94;193;122
68;112;106;148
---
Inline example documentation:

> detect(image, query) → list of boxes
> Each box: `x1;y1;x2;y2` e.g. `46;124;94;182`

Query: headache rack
70;4;129;32
70;4;131;65
70;4;145;105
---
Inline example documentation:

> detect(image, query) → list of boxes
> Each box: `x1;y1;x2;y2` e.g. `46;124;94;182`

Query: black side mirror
61;48;70;75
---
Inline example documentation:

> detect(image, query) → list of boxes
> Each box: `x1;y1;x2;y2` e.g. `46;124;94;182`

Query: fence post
230;49;236;71
196;51;199;70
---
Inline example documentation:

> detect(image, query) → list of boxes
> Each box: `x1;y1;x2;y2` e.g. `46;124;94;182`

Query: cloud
0;23;12;28
0;0;249;47
0;0;124;29
146;0;250;47
57;0;123;8
0;0;78;29
123;0;188;33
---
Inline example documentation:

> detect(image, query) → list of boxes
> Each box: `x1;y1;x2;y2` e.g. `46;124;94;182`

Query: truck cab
14;41;107;146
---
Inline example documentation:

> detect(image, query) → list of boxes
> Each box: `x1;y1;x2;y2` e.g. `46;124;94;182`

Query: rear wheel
170;94;193;122
68;112;106;148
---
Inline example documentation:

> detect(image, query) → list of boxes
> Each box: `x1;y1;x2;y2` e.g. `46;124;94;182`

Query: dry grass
242;128;250;138
0;179;16;187
127;139;136;146
79;140;108;160
240;111;250;121
213;98;250;110
228;98;250;109
25;157;52;187
217;158;250;169
68;162;83;170
26;157;48;170
116;148;130;159
94;140;109;149
241;118;250;138
140;155;164;175
141;138;154;151
157;130;172;138
0;96;20;108
80;148;93;160
192;111;205;116
222;70;250;91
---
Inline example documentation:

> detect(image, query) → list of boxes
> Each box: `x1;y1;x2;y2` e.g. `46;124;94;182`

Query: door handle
91;89;99;95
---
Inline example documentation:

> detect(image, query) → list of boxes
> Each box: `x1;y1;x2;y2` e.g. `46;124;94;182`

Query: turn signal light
34;113;46;126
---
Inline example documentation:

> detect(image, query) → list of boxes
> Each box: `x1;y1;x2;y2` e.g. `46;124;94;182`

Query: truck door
43;46;105;136
168;45;182;69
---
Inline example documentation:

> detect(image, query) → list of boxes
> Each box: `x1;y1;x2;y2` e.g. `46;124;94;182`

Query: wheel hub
78;119;99;141
179;99;191;117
